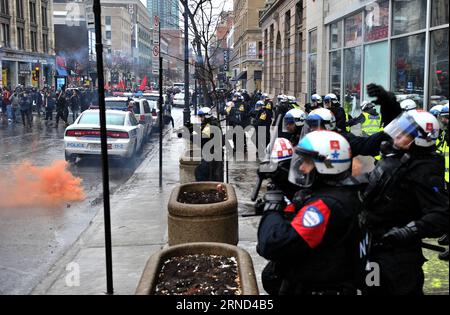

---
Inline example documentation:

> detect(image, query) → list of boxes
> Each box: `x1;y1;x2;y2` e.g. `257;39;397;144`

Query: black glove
382;221;419;245
263;190;286;212
367;83;389;104
292;189;313;209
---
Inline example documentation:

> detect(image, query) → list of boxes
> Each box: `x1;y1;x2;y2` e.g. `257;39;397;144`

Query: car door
142;100;152;134
129;112;144;151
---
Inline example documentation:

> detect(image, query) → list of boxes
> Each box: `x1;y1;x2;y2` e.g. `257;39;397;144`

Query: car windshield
105;100;128;110
176;94;184;99
79;112;125;126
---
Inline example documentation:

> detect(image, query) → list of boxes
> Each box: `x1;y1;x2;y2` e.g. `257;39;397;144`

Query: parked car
64;109;145;163
130;98;154;141
173;93;187;107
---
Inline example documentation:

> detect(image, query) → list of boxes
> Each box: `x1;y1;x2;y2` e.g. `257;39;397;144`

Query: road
0;108;183;294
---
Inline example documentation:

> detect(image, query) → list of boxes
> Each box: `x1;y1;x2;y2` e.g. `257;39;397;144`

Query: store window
364;0;389;42
344;12;363;47
392;0;426;36
363;41;389;100
329;50;341;97
429;28;449;105
431;0;449;27
391;33;426;108
330;21;342;50
343;47;362;114
309;29;317;95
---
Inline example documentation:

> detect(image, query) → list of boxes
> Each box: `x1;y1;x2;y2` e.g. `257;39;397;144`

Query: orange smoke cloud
0;160;85;209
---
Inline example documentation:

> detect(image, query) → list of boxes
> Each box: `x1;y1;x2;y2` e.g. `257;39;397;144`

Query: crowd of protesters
1;85;99;128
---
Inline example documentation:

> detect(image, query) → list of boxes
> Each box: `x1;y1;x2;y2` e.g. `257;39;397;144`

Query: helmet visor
384;112;421;149
288;147;319;187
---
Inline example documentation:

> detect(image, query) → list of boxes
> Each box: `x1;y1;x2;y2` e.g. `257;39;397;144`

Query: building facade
306;0;449;113
1;0;56;89
260;0;306;100
232;0;265;92
146;0;179;30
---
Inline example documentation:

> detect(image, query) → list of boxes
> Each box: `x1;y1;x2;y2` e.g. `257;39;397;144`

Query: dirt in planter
155;254;240;295
178;185;227;204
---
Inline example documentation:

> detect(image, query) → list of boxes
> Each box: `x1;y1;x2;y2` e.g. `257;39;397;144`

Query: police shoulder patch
291;199;331;248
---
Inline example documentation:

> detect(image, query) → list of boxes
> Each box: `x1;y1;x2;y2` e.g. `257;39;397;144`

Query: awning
56;66;68;76
253;70;262;80
232;71;247;81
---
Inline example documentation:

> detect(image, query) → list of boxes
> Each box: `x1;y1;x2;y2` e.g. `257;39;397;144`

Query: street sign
153;16;159;44
153;45;159;58
85;0;95;29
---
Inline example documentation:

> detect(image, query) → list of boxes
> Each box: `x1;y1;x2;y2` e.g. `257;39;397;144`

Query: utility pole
92;0;114;295
183;1;190;126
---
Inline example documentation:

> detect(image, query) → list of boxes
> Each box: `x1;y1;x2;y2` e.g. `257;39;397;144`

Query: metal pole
183;1;190;126
93;0;113;295
159;18;163;188
194;72;198;115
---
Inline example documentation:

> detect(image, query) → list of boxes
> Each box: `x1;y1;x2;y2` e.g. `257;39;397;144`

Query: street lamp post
183;1;190;126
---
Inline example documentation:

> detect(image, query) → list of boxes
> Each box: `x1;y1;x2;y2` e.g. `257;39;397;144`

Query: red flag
139;76;148;91
118;80;125;90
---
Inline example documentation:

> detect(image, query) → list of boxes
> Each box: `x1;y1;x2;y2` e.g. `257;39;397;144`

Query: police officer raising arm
257;131;364;295
360;109;449;295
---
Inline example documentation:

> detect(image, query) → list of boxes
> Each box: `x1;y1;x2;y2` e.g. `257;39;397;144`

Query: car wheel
65;151;76;163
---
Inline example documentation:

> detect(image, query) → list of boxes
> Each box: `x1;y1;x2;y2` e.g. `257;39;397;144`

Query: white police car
64;109;144;163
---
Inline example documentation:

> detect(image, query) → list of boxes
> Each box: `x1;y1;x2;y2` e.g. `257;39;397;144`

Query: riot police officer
304;94;323;114
282;108;307;146
324;93;348;132
193;107;223;182
257;131;364;295
347;101;383;137
360;109;449;295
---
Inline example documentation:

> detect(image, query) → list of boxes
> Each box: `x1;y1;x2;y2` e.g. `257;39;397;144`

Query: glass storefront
343;47;361;115
344;13;363;47
392;0;427;36
329;50;341;97
431;0;449;27
363;41;389;100
429;28;449;105
364;0;389;42
327;0;449;110
391;34;425;108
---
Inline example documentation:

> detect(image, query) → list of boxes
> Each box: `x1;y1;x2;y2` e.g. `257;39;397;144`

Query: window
296;1;303;28
1;22;9;47
30;30;37;51
105;16;111;25
106;31;111;40
329;50;341;97
429;28;449;105
344;12;363;47
42;33;48;53
363;41;389;100
0;0;9;15
364;0;389;42
17;27;24;49
284;11;291;92
308;29;318;95
41;6;47;27
330;21;342;50
392;0;426;36
309;29;317;53
258;41;262;59
29;1;37;24
431;0;449;27
343;47;362;113
391;34;426;108
16;0;24;19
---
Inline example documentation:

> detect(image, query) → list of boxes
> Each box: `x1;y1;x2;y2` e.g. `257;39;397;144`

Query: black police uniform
257;182;364;295
360;144;449;295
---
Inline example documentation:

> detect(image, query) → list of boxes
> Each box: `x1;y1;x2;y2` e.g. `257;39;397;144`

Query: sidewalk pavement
31;130;267;295
31;129;448;295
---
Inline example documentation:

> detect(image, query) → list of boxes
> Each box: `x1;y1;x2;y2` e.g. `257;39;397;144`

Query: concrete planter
179;149;201;184
168;182;238;246
135;242;259;295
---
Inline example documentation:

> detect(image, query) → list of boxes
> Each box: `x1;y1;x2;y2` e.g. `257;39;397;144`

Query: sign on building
248;42;257;59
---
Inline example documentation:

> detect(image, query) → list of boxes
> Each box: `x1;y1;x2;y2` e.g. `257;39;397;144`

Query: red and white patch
426;123;434;132
291;199;331;248
330;140;340;150
280;139;287;150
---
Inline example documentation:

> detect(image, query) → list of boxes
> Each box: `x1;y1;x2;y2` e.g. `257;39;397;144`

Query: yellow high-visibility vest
361;112;383;136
